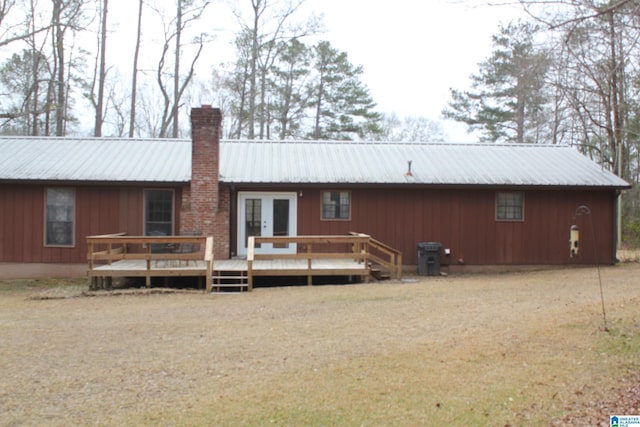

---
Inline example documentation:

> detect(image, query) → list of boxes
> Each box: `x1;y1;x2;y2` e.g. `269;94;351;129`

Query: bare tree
129;0;143;137
229;0;321;139
50;0;88;136
152;0;212;138
88;0;109;137
0;0;53;48
0;0;55;134
380;113;446;143
515;0;640;244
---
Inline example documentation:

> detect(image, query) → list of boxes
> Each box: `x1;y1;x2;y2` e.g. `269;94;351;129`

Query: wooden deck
87;234;214;290
87;233;402;292
213;254;372;291
213;258;364;273
92;259;210;276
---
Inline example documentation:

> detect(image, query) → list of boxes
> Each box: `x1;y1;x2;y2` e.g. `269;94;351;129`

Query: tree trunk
129;0;143;138
608;10;625;179
172;0;182;138
248;0;260;139
52;0;65;136
29;0;40;136
94;0;108;137
515;83;525;144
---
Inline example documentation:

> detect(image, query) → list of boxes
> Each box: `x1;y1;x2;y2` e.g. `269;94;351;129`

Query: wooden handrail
87;235;206;245
349;232;403;279
251;252;369;261
247;234;403;281
250;235;371;245
368;237;403;280
87;234;214;290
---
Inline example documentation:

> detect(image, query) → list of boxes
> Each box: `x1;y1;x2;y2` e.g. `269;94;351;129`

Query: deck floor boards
92;259;208;272
91;258;365;274
86;234;394;292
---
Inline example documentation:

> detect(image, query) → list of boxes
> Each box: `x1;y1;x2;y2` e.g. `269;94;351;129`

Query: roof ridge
0;136;569;149
0;136;190;143
220;139;570;148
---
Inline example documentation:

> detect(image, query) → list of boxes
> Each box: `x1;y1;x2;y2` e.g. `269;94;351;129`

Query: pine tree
443;21;550;144
268;39;311;139
308;41;382;140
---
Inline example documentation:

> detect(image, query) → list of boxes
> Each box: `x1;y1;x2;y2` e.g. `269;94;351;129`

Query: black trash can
417;242;442;276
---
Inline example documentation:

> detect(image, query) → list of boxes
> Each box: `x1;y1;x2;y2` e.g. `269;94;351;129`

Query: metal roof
0;137;191;182
220;140;631;188
0;136;630;188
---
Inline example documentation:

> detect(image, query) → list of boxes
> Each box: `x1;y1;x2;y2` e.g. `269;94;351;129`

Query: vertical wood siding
1;183;617;266
0;184;183;263
293;187;616;265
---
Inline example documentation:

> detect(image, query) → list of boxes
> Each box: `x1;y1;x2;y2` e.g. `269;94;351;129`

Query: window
322;191;350;220
45;188;75;246
144;189;174;236
496;192;524;221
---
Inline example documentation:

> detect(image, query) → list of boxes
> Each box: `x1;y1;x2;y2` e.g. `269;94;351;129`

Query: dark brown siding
0;184;184;263
1;182;617;266
290;186;615;265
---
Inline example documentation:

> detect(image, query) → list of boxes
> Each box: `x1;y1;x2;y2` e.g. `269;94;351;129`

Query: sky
105;0;525;140
300;0;526;141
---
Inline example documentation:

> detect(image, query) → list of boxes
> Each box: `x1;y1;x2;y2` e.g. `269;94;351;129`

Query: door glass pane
273;199;290;249
245;199;261;248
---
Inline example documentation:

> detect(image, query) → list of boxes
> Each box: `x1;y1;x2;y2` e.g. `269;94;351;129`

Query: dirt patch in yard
1;265;639;426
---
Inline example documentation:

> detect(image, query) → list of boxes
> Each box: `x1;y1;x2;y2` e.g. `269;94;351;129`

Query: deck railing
350;232;403;280
247;233;402;289
87;233;401;292
86;233;214;290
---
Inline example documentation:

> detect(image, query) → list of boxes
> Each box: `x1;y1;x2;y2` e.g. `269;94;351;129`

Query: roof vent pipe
406;160;413;177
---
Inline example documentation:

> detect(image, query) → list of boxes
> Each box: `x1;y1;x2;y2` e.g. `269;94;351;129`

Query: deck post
145;243;152;288
87;241;94;288
390;253;396;278
107;243;113;265
247;237;255;291
307;244;312;286
205;237;214;292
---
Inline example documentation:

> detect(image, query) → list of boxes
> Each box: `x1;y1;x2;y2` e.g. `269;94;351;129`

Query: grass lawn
1;265;639;426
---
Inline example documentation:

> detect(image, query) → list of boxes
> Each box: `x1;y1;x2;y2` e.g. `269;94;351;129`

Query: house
0;105;631;269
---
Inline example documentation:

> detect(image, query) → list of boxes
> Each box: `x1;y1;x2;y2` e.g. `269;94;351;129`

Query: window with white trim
496;192;524;221
144;189;174;236
322;191;350;220
45;188;75;246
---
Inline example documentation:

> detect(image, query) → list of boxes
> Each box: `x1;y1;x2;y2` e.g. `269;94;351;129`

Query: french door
237;192;297;256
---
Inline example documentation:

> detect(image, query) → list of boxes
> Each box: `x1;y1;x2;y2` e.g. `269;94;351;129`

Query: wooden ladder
211;269;250;293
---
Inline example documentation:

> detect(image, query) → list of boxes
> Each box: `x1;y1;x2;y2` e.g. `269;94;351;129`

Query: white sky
302;0;526;141
105;0;525;140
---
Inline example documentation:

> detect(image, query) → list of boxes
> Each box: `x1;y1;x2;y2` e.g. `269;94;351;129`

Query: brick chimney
181;105;230;259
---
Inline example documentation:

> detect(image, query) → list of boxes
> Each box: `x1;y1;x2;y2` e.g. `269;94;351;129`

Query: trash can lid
417;242;442;250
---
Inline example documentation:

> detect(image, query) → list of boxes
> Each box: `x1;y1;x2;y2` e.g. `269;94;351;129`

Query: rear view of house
0;105;630;269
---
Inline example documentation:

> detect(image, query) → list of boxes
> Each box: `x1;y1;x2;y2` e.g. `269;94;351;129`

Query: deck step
370;266;391;281
211;270;250;293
